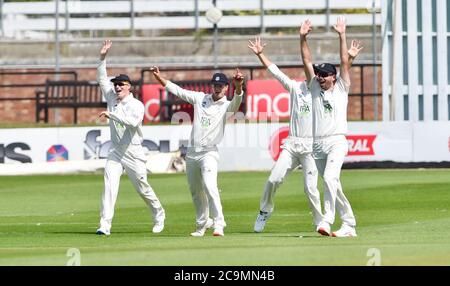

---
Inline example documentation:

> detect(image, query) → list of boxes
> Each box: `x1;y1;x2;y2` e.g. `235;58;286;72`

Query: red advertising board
142;84;162;123
268;126;290;161
245;79;291;120
142;78;302;122
346;135;377;156
268;127;377;161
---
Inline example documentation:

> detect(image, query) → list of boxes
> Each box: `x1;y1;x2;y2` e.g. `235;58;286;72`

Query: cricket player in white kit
96;40;165;236
300;18;363;237
248;37;323;232
150;66;244;237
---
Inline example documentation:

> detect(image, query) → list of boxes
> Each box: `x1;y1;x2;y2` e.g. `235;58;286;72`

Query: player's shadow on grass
235;231;323;238
48;230;196;237
48;231;100;235
270;235;323;238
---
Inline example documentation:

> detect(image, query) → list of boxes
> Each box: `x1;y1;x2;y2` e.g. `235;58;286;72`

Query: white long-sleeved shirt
268;64;313;139
97;60;144;147
165;81;243;152
309;76;349;138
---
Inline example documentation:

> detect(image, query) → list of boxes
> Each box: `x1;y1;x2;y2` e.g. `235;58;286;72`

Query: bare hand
299;19;312;37
333;16;346;34
348;40;363;58
149;66;160;77
233;68;244;87
248;37;266;55
99;111;110;119
100;40;112;59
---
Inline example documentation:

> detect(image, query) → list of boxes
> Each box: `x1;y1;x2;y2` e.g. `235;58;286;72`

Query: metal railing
0;0;381;38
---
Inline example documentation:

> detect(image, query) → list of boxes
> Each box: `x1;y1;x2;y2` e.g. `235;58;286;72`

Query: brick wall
0;65;382;124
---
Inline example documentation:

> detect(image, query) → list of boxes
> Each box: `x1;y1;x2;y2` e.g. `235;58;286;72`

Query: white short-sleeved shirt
309;76;349;138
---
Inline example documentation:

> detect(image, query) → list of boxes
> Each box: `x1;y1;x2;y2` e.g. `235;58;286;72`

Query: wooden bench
36;80;141;123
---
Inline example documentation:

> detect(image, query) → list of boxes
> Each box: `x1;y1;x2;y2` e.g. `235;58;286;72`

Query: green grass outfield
0;169;450;266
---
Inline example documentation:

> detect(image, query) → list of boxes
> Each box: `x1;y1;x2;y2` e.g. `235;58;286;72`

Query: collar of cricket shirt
209;94;227;104
319;88;334;103
119;93;133;104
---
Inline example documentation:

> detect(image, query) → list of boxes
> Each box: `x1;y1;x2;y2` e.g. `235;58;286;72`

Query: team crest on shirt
298;104;311;116
200;116;211;128
202;100;207;107
324;102;333;113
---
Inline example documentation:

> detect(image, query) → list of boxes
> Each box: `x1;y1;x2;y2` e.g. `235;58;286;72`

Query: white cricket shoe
316;221;331;236
190;218;214;237
152;221;164;233
331;224;357;237
212;226;224;237
254;211;272;233
96;228;110;236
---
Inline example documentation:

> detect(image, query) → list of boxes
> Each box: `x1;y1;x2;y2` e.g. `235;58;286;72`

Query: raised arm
248;37;296;92
299;20;315;83
150;66;168;87
150;66;201;105
99;40;111;61
97;40;114;95
348;40;364;68
248;37;272;68
227;68;244;113
333;16;350;85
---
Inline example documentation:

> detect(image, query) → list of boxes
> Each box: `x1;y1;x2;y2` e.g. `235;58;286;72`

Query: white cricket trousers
186;150;226;229
260;148;323;226
99;145;165;232
313;135;356;227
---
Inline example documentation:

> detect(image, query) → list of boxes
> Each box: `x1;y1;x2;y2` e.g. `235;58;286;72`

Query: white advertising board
1;122;449;175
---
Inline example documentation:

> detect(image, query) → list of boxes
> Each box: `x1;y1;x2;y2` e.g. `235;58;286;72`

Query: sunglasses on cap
113;82;129;87
315;71;334;78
